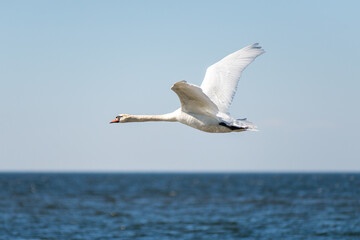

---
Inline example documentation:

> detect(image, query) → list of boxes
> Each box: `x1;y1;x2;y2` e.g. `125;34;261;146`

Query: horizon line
0;170;359;174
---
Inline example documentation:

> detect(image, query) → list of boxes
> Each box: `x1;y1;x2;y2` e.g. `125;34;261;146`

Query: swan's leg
219;122;248;131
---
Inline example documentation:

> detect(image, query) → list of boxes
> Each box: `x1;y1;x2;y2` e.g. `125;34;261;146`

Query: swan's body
110;43;265;133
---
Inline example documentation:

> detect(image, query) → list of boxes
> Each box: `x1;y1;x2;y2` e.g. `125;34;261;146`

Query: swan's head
109;114;130;124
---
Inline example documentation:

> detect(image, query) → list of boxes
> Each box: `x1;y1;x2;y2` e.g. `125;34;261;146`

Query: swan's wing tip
171;80;187;90
248;43;265;53
250;42;261;48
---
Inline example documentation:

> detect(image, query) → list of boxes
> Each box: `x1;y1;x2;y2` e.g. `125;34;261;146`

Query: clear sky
1;1;359;172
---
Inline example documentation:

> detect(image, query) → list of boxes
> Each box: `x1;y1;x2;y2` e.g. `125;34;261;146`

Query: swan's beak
109;118;120;124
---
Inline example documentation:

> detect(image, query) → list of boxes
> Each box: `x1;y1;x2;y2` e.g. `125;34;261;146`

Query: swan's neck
122;112;177;123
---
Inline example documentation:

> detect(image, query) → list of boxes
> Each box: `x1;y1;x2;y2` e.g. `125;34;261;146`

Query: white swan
110;43;265;133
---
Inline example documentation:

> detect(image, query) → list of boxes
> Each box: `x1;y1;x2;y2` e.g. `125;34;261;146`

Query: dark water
0;173;359;239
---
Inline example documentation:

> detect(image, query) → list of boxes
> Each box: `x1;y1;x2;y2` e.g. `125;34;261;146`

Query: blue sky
1;1;359;171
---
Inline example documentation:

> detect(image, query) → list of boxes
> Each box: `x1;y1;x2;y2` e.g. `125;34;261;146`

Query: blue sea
0;173;359;239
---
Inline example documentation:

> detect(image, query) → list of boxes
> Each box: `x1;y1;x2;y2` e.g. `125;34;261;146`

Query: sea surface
0;173;359;240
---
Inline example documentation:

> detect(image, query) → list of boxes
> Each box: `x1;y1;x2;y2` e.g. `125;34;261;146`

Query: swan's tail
237;119;258;132
218;114;258;132
246;127;259;132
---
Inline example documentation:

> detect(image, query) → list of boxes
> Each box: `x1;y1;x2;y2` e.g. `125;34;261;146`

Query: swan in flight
110;43;265;133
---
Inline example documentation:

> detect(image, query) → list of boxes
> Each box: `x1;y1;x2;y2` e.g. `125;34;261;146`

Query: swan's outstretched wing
171;80;218;117
201;43;265;113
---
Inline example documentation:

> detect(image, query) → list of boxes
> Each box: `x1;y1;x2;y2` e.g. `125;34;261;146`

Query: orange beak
109;118;120;124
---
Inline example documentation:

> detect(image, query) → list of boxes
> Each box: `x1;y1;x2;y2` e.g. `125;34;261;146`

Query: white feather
171;80;218;118
201;43;265;113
